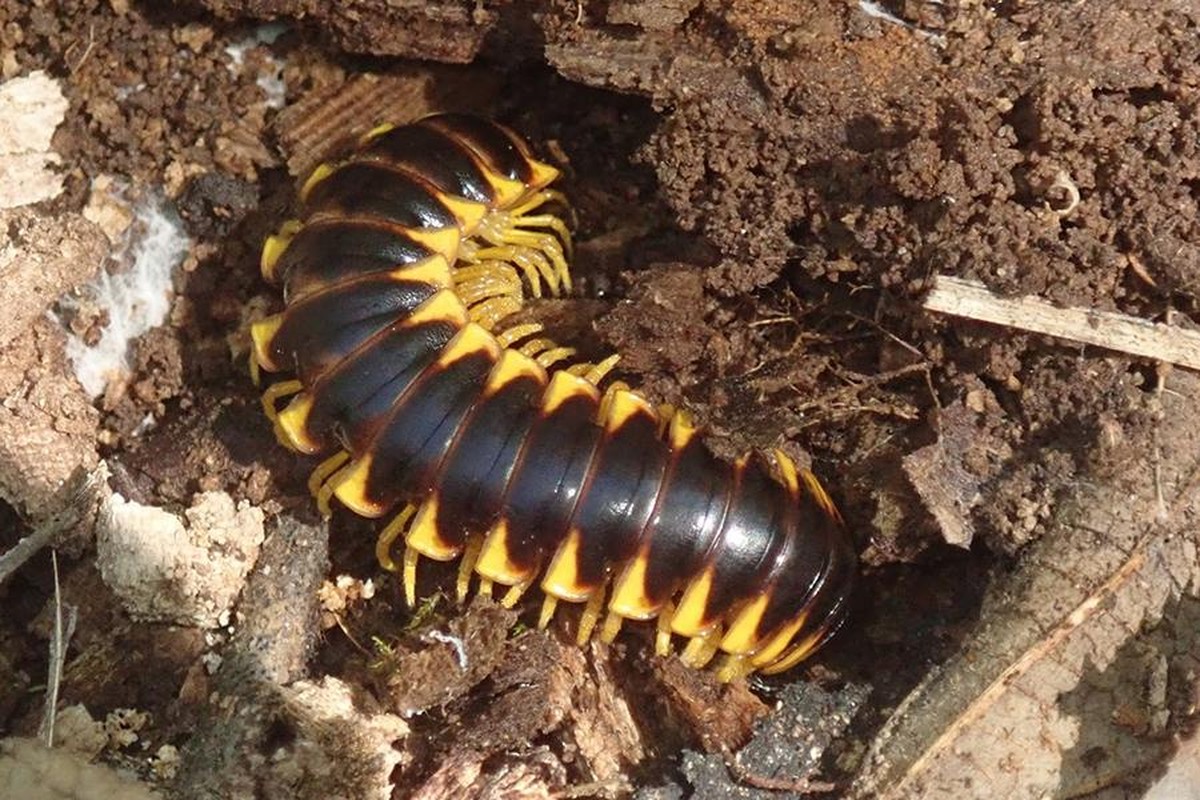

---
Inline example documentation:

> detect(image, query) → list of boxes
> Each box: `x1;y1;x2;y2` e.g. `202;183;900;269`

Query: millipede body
250;113;857;681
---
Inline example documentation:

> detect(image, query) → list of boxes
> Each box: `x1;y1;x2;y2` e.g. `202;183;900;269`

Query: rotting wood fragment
851;372;1200;799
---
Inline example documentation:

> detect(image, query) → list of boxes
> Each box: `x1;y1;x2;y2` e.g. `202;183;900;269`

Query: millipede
249;113;858;682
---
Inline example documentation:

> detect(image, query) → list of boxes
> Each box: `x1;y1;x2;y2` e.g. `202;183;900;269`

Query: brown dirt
1;0;1197;797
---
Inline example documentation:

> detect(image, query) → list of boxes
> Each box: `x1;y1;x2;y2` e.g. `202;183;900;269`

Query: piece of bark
199;1;507;63
272;70;502;180
850;372;1200;798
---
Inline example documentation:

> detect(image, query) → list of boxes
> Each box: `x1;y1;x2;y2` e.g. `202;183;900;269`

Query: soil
0;0;1198;798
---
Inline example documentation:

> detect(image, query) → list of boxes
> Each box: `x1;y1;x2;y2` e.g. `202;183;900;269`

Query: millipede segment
251;113;857;680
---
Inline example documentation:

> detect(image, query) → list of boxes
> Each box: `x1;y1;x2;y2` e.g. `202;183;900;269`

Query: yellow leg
600;611;625;644
470;296;523;330
514;213;574;259
519;337;557;358
375;504;416;573
261;379;303;422
656;603;676;657
455;275;523;307
456;536;483;603
496;229;571;294
536;346;578;370
478;577;494;600
583;354;621;386
681;629;722;669
468;246;547;298
316;459;361;518
656;404;676;438
577;587;607;646
307;450;351;499
538;595;559;629
715;653;754;683
402;545;420;608
248;353;262;387
500;580;533;609
496;322;544;348
475;237;562;296
453;261;522;287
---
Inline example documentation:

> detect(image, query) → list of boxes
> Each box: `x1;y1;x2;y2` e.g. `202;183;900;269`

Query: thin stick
0;464;104;586
924;276;1200;370
38;551;77;747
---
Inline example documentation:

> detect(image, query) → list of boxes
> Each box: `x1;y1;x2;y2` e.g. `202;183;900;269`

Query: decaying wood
851;372;1200;799
0;210;107;526
924;275;1200;370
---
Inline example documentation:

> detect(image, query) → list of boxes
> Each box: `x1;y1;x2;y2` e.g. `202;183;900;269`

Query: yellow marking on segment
600;612;625;644
261;219;301;281
360;122;396;143
483;349;547;397
800;470;842;522
406;227;463;264
405;498;461;561
526;159;561;191
391;255;454;289
435;192;488;233
680;629;721;669
541;371;600;416
482;171;529;208
608;552;660;621
773;448;801;494
601;389;654;433
474;520;532;585
576;588;606;646
719;594;771;654
748;609;811;670
540;528;590;602
435;323;501;369
375;503;416;572
670;567;717;637
538;595;559;629
299;162;336;204
758;627;825;676
331;455;387;518
405;288;470;328
456;536;483;602
275;393;321;454
668;410;698;449
250;315;285;373
402;545;420;608
307;450;351;499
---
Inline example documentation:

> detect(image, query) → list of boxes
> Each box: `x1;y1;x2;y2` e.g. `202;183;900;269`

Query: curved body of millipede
250;113;857;681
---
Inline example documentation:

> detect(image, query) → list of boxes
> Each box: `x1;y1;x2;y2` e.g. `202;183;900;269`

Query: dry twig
924;276;1200;370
